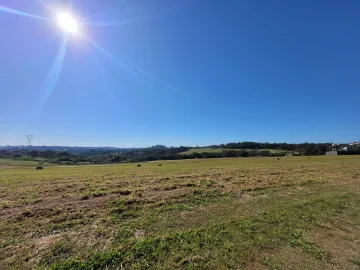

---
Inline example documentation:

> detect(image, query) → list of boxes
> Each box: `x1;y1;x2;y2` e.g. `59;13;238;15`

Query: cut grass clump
153;190;227;213
92;191;106;197
163;185;177;191
40;238;75;267
113;189;132;195
352;257;360;266
0;201;10;209
185;182;197;187
110;198;141;220
80;195;90;200
262;257;280;270
200;179;216;187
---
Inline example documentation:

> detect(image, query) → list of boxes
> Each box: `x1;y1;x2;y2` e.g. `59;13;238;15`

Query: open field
1;156;360;269
0;158;41;167
0;158;52;168
180;148;286;155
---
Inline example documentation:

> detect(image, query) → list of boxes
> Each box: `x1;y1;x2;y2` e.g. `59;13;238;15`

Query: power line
27;135;34;147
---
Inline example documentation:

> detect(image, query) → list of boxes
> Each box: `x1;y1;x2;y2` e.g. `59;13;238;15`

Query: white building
350;142;360;146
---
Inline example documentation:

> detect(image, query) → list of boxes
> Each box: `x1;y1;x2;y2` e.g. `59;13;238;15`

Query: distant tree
260;150;272;156
238;150;249;157
42;150;57;158
57;157;72;162
222;150;238;157
58;151;70;157
150;145;167;149
30;150;39;157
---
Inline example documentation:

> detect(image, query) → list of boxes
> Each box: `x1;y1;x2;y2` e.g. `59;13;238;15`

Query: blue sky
0;0;359;147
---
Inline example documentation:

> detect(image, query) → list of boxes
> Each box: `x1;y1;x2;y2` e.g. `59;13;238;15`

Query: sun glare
56;11;79;34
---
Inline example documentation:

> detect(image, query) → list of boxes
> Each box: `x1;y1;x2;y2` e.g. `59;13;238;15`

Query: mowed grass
180;148;285;154
1;156;360;269
0;158;40;167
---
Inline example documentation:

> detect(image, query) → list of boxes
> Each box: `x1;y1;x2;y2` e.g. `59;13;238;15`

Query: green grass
0;158;40;166
1;156;360;269
352;257;360;266
46;193;357;269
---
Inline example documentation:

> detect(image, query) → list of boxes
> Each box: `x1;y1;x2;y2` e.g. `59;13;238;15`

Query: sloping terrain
1;156;359;269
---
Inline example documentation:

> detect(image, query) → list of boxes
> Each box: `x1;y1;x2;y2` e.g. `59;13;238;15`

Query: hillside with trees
0;142;336;165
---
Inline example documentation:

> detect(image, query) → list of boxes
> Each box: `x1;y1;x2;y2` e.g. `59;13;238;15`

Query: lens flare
89;39;135;74
37;36;68;106
56;11;79;34
0;5;48;21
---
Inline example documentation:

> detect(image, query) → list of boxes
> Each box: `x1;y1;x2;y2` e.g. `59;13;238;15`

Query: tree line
214;142;333;154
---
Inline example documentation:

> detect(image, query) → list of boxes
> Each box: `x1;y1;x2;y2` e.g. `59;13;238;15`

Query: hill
180;148;286;155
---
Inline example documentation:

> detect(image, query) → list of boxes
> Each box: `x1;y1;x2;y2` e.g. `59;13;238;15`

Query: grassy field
180;148;285;154
1;156;360;269
0;158;41;166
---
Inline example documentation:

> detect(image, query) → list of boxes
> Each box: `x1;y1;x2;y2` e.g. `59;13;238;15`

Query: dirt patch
32;234;60;257
134;229;146;240
308;224;360;269
252;246;333;270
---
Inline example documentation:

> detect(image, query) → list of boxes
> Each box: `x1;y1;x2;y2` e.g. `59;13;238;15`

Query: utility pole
26;135;34;147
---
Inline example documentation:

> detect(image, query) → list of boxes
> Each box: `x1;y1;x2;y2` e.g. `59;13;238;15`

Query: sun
56;11;79;34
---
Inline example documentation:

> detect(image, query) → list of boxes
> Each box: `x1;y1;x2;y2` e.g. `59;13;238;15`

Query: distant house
350;142;360;146
332;143;339;151
326;151;338;155
342;146;353;151
285;152;300;156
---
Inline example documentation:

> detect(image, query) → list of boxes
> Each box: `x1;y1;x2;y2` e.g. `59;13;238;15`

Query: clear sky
1;0;359;147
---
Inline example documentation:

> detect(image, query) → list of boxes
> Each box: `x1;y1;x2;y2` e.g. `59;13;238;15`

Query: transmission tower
26;135;34;147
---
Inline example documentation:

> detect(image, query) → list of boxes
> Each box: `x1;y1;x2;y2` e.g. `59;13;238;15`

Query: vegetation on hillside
0;142;338;165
